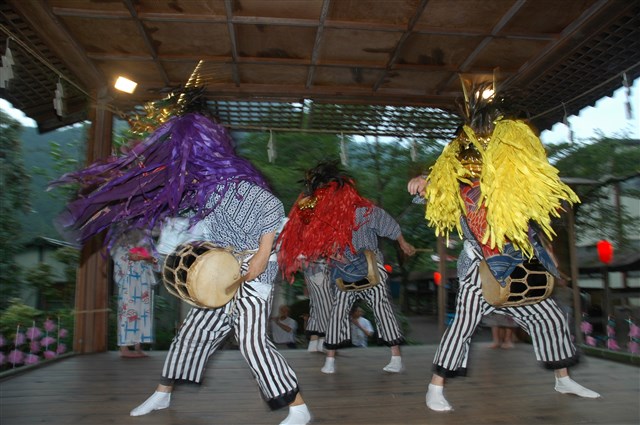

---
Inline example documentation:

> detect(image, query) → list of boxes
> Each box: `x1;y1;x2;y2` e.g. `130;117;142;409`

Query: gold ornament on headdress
126;60;208;138
422;75;579;257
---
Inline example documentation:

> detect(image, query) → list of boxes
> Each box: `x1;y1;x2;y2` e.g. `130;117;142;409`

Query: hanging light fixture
596;239;614;265
433;271;442;286
114;76;137;93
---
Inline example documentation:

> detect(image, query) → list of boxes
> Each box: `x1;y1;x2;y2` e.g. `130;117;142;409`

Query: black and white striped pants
160;263;300;410
304;265;335;337
325;265;404;349
433;244;578;377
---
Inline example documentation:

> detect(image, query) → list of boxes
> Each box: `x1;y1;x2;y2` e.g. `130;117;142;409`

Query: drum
335;250;381;292
163;241;243;308
480;259;554;307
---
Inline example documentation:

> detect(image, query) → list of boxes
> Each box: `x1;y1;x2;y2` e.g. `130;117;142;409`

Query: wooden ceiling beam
373;0;432;91
436;0;526;93
305;0;331;89
114;81;457;109
50;5;559;42
203;84;456;105
223;0;240;87
122;0;170;87
84;51;512;74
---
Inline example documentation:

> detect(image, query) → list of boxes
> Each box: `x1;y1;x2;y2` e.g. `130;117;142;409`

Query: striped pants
433;244;579;377
160;263;299;410
325;265;404;349
304;265;335;337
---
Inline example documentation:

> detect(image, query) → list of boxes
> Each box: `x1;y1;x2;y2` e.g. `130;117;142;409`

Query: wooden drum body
163;242;242;308
480;259;554;308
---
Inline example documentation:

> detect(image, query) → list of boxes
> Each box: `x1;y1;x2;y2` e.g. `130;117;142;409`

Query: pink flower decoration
26;326;42;340
8;350;24;365
628;341;639;355
58;328;69;338
607;339;620;351
40;336;55;347
629;324;640;339
29;340;41;353
14;332;26;346
607;326;616;337
586;336;597;346
580;321;593;334
56;343;67;354
44;319;57;332
24;354;40;365
129;246;150;257
43;350;57;360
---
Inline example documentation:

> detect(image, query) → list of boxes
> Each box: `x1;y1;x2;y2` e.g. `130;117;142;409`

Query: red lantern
596;239;614;265
434;271;442;286
384;264;393;273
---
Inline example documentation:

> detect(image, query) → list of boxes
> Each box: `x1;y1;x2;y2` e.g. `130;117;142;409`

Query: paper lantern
434;271;442;286
597;240;614;265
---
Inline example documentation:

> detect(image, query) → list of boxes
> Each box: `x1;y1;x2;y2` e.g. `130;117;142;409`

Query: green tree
550;137;640;250
0;111;31;307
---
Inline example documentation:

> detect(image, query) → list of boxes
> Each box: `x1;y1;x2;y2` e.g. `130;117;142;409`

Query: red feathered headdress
277;180;373;282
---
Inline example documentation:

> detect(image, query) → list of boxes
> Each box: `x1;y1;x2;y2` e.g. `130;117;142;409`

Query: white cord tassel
267;129;277;163
623;73;633;120
0;39;14;89
53;78;65;117
340;133;348;167
562;103;574;144
410;139;418;162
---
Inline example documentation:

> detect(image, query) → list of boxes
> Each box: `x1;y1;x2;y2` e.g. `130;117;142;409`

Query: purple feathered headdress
49;113;269;247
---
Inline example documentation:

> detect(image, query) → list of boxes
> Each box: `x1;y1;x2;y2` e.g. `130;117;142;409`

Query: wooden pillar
566;204;584;344
72;88;113;354
437;236;447;334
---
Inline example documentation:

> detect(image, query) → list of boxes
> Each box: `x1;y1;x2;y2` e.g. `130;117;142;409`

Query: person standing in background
271;305;299;349
111;229;159;358
350;306;374;348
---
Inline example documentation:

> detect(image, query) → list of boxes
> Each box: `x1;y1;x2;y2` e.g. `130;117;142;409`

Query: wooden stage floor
1;343;638;425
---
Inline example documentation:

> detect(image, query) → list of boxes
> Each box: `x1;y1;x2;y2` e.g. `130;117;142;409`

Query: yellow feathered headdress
423;79;579;257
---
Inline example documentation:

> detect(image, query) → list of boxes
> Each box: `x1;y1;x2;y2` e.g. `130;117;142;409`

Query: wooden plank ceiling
0;0;639;137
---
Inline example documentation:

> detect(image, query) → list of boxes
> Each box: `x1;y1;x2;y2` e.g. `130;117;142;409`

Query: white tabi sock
317;337;326;353
130;391;171;416
279;403;312;425
307;339;319;352
321;356;335;374
555;376;601;398
426;383;453;412
382;355;403;373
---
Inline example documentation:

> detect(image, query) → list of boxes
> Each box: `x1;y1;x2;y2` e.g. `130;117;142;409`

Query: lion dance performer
278;161;415;374
407;84;600;412
49;89;311;425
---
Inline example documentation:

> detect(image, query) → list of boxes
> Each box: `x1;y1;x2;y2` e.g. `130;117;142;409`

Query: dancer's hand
407;175;428;197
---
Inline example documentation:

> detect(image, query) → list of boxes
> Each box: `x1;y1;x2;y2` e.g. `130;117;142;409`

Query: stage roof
1;0;639;137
